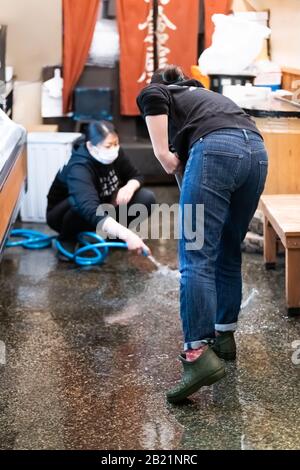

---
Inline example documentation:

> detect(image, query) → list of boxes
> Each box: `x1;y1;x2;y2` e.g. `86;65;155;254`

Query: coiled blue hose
6;229;132;266
6;229;56;249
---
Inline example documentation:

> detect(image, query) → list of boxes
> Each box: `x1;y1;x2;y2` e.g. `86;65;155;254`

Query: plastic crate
209;74;256;94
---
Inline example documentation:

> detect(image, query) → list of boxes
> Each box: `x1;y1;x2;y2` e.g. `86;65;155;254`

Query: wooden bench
261;195;300;315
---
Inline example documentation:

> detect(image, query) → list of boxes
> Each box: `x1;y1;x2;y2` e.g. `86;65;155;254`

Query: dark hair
151;65;187;85
87;121;117;146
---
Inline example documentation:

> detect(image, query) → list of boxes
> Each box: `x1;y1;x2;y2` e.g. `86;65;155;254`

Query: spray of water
241;288;258;309
147;255;260;308
147;255;180;279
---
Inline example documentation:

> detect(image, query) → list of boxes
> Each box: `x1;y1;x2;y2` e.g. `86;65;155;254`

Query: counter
243;97;300;195
0;110;27;257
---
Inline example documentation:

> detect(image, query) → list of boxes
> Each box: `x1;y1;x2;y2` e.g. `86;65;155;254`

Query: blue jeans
179;128;268;351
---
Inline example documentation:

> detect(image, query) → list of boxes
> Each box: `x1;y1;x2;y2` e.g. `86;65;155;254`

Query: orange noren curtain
63;0;100;113
204;0;233;49
117;0;199;116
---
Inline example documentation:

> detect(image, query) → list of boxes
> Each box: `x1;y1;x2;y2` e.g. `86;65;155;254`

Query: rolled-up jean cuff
184;340;208;352
215;322;237;332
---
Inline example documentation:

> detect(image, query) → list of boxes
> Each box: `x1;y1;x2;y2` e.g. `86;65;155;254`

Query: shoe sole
167;367;226;404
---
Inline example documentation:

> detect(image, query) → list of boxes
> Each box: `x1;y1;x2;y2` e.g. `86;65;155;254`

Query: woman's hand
144;115;183;175
115;180;141;206
101;217;151;256
160;151;183;175
101;217;150;255
124;230;151;256
115;185;134;206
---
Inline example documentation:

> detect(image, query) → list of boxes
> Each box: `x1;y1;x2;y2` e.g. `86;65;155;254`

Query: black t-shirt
137;79;262;161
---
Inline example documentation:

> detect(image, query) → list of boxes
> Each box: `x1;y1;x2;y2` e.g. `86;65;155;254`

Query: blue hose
6;229;56;249
55;232;128;266
6;229;133;266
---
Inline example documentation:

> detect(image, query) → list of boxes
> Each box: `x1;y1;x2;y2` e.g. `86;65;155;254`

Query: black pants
47;188;156;241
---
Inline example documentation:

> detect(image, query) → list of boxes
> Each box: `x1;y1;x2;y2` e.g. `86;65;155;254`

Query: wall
0;0;62;81
233;0;300;69
0;0;62;126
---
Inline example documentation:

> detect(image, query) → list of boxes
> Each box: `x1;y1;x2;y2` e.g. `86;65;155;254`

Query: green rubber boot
211;331;236;361
166;347;226;404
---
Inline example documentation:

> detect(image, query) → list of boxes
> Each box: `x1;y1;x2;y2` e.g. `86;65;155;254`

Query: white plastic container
223;84;272;107
41;69;64;118
253;60;282;91
20;132;82;222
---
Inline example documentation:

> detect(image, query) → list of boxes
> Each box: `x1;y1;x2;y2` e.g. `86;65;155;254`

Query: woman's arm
101;216;151;255
115;147;144;185
67;163;102;227
145;115;181;175
126;179;141;193
114;147;143;205
115;179;141;206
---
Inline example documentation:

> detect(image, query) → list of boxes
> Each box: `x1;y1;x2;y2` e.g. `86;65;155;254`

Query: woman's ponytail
151;65;186;85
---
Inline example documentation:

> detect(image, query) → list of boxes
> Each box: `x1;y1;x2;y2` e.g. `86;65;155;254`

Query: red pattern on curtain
117;0;199;116
63;0;100;113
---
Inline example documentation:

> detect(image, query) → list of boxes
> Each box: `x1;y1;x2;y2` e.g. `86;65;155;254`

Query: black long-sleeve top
47;142;144;227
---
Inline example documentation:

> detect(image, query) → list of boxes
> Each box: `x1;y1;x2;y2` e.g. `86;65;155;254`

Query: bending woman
47;121;154;257
137;65;268;403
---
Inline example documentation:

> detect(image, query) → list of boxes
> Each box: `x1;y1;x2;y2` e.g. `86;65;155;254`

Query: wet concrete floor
0;186;299;450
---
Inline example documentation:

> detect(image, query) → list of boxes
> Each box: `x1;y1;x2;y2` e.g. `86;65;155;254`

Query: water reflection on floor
0;186;299;450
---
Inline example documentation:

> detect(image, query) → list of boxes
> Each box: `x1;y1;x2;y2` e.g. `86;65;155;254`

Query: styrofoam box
21;132;82;223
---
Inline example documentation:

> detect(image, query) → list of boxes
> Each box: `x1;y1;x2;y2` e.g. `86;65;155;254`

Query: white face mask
89;144;120;165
